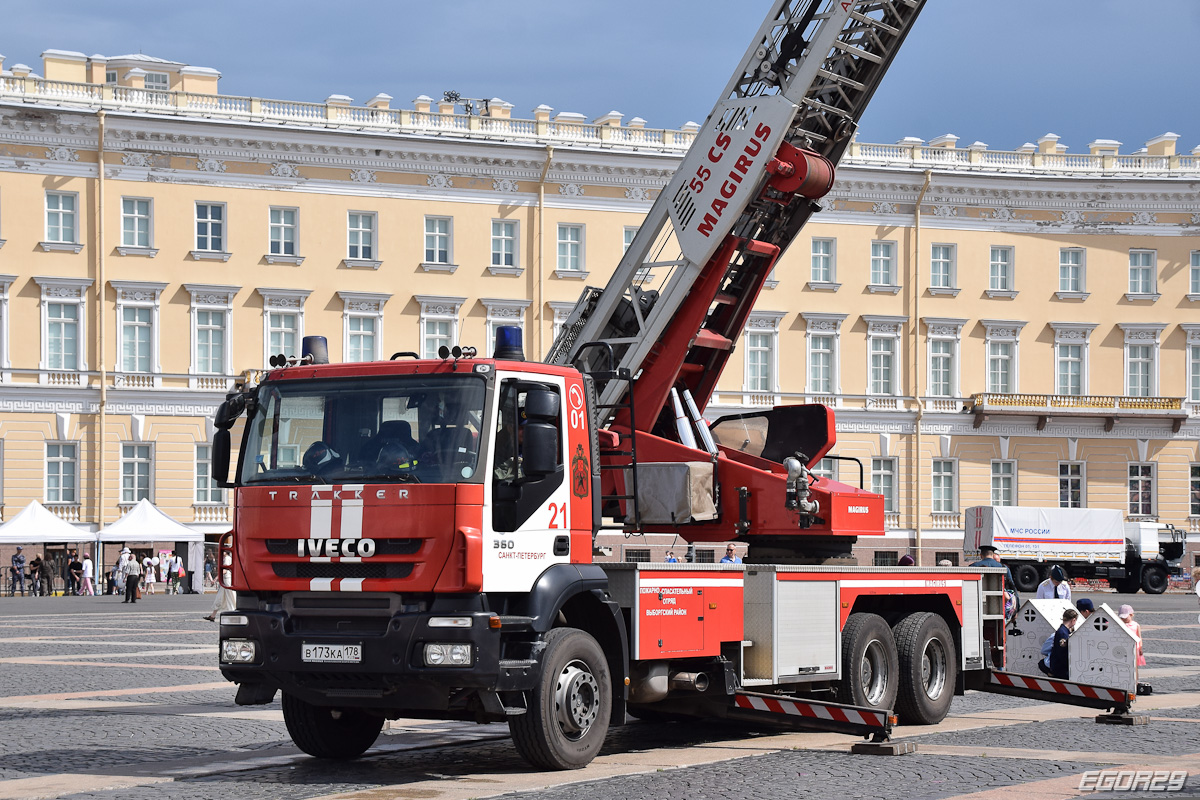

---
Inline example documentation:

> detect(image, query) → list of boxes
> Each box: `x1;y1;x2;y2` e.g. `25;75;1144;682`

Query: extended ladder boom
547;0;925;431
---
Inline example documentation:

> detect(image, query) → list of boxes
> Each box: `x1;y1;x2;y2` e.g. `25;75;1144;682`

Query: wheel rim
859;638;890;705
920;637;948;700
554;658;600;740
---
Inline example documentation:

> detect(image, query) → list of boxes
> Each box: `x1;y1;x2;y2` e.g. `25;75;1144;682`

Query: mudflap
970;670;1135;715
725;690;894;741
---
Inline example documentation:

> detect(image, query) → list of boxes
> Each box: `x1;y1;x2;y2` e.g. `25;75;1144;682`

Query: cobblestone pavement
0;591;1196;800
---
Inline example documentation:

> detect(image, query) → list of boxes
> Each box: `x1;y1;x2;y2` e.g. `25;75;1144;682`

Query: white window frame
481;298;531;355
981;320;1026;395
415;294;465;360
1056;248;1088;299
1183;324;1200;406
802;313;846;399
267;206;301;264
1190;463;1200;518
120;442;154;506
143;71;169;90
421;216;456;273
489;219;521;275
809;237;839;290
991;460;1016;507
118;196;156;256
194;202;226;255
864;315;906;397
868;240;899;292
923;317;966;400
871;457;896;513
931;458;957;514
43;191;82;252
1128;462;1156;519
1126;249;1159;301
1189;251;1200;301
929;243;958;295
339;291;391;362
987;245;1016;297
184;284;238;389
742;312;785;401
1059;461;1085;509
35;277;92;384
549;302;576;343
556;224;587;278
45;441;79;505
1118;323;1165;398
345;211;379;266
195;444;225;506
810;457;838;483
0;275;12;382
1049;322;1097;397
112;280;167;386
258;288;312;368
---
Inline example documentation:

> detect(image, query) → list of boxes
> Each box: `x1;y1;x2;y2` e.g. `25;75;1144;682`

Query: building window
143;71;169;90
931;459;956;513
809;334;833;393
624;548;651;563
196;310;226;374
557;224;584;272
105;70;117;84
415;295;464;361
195;445;224;505
121;444;152;504
811;238;835;283
46;192;77;243
930;244;955;289
1128;463;1155;517
1191;343;1200;403
991;460;1015;506
1190;464;1200;516
1056;344;1082;396
258;288;310;367
483;300;530;351
184;285;237;385
1128;249;1156;295
1191;252;1200;295
745;332;771;392
624;226;638;253
870;337;894;395
348;316;377;362
1059;462;1084;508
694;549;716;564
871;457;896;513
347;212;375;259
492;220;517;268
929;339;952;397
196;203;224;252
121;307;152;373
874;551;899;567
989;246;1013;291
46;443;78;504
935;552;960;566
1059;248;1085;293
47;302;79;370
269;312;298;359
269;208;297;256
1127;344;1153;397
121;198;151;248
988;341;1013;393
810;457;838;482
424;217;452;264
870;240;895;286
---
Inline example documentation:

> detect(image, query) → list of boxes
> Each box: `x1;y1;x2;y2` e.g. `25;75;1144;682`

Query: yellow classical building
1;50;1198;573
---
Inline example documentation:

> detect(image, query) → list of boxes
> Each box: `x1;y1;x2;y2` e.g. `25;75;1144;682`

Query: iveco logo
297;538;377;558
847;506;870;514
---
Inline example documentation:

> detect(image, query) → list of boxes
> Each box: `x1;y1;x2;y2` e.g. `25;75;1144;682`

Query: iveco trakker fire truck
214;0;1140;770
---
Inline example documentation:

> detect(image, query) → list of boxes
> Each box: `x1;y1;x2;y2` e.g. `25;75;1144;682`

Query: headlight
220;639;257;663
428;617;472;628
423;643;472;666
220;615;249;627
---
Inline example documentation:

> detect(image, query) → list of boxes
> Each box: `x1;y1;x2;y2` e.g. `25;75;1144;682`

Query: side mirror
215;394;247;430
213;429;232;487
522;421;558;477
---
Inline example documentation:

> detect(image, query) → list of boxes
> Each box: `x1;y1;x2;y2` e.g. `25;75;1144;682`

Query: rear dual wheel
892;612;957;725
835;613;898;711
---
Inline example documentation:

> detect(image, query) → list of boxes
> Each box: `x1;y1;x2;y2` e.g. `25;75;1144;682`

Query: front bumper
219;605;512;711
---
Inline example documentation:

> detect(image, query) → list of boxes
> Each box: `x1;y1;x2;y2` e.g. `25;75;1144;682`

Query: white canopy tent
0;500;92;544
98;499;206;591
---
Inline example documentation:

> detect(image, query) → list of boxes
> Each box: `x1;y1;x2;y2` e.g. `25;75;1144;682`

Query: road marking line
0;773;170;800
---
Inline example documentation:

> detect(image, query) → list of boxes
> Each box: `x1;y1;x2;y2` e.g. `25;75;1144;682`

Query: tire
1141;564;1168;595
1113;575;1140;594
510;627;612;770
281;692;383;760
834;613;899;711
892;612;957;725
1011;563;1040;594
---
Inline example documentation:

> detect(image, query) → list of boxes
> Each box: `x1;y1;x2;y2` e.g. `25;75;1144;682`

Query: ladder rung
693;329;732;351
830;40;883;64
800;97;854;120
816;68;865;92
848;9;900;36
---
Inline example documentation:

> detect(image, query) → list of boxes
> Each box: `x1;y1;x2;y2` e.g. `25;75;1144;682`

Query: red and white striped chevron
734;693;888;728
989;671;1128;703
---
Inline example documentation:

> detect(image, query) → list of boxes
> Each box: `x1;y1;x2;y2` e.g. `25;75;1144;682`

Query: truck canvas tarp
965;506;1125;562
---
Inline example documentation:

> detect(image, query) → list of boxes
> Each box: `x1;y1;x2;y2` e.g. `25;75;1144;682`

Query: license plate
302;643;362;663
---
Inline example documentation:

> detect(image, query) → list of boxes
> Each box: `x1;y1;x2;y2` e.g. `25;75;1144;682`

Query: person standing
9;546;26;596
203;555;215;587
1036;565;1072;600
28;553;45;597
169;552;185;595
80;553;95;596
143;557;156;595
1075;597;1094;620
665;551;678;563
721;545;742;564
1037;607;1078;679
122;553;142;604
67;552;83;597
1118;604;1146;667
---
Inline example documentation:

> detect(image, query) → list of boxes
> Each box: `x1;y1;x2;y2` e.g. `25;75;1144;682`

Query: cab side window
492;380;563;532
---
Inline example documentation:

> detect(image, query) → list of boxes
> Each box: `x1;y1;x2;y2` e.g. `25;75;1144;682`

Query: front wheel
892;612;957;725
1142;564;1168;595
1011;563;1040;594
510;627;612;770
281;693;383;759
834;613;898;711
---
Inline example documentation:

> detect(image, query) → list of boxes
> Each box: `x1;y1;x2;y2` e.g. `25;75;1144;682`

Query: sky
4;0;1199;154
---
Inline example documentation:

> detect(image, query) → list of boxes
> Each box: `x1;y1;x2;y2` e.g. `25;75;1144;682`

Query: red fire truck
213;0;1138;771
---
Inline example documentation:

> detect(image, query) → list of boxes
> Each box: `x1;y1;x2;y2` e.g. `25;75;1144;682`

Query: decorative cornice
338;290;391;314
183;283;240;307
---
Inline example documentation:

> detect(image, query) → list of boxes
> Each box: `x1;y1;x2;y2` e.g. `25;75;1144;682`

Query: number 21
548;501;569;528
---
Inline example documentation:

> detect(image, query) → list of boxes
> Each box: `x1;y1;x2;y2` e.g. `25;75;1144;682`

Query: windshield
239;375;489;485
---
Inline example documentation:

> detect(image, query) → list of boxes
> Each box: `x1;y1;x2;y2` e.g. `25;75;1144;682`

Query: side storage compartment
743;567;839;685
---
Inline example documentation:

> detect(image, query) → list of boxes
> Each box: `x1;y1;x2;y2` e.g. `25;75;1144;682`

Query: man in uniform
971;544;1019;619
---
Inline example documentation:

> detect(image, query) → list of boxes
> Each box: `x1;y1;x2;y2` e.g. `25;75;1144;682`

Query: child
1117;604;1146;667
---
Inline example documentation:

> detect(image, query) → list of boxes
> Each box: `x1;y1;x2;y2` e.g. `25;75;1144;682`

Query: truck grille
265;538;421;556
272;563;414;580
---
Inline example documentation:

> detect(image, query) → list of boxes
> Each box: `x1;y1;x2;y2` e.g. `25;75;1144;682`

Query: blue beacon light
493;326;525;361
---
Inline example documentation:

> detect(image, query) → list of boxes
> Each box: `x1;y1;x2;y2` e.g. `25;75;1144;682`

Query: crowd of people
6;547;217;598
